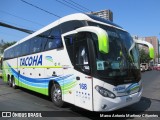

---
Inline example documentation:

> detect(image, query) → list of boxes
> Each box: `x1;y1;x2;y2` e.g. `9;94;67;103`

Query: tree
0;41;16;53
139;49;151;63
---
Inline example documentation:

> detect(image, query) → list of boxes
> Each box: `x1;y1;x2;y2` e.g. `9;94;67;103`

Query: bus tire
51;83;64;107
8;76;12;87
12;77;17;89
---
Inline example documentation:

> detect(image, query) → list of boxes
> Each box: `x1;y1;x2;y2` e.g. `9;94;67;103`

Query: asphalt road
0;70;160;120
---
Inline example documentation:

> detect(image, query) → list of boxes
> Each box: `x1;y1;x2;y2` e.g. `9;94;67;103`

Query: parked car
152;64;157;70
141;63;149;71
148;66;153;71
156;64;160;71
140;64;145;72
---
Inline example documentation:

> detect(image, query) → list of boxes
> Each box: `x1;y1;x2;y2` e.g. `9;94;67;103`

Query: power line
20;0;61;18
55;0;85;13
0;10;44;26
55;0;93;13
69;0;92;12
62;0;87;12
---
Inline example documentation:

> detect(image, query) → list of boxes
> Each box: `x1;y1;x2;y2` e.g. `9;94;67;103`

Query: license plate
126;97;132;102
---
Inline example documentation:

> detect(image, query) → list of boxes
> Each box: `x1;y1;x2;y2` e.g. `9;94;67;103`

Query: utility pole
0;22;34;34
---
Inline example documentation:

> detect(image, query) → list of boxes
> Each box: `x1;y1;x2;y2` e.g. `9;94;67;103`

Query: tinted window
10;47;15;58
30;37;42;54
21;40;31;56
60;20;85;34
4;50;7;59
64;34;75;65
87;14;122;28
44;26;63;51
40;29;52;51
74;33;90;74
14;46;20;57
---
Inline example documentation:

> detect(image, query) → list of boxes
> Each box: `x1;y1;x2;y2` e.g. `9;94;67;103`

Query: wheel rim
9;79;12;84
12;80;15;87
53;85;62;103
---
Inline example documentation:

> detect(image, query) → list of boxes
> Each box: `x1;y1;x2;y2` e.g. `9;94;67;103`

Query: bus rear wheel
51;83;64;107
8;76;12;87
12;77;17;89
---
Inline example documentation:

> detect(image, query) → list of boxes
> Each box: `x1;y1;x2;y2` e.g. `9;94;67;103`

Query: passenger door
62;32;93;111
73;32;93;111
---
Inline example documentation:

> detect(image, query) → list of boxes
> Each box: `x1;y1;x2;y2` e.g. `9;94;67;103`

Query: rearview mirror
134;39;154;59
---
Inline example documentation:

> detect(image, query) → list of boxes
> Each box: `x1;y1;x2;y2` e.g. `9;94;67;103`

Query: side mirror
133;39;154;59
76;26;109;54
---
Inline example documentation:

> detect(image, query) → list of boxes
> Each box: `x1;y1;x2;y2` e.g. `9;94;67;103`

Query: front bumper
93;88;142;111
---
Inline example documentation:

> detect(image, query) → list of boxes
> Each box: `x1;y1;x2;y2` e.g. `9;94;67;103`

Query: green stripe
19;81;48;95
3;66;63;69
62;81;77;91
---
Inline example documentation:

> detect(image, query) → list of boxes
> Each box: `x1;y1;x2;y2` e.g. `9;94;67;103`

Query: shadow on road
66;97;152;120
6;85;152;119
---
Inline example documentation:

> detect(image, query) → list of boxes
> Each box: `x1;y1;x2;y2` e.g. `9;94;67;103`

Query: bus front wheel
51;83;64;107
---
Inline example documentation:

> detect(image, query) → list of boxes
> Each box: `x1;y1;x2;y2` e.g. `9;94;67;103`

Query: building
89;9;113;22
145;36;159;63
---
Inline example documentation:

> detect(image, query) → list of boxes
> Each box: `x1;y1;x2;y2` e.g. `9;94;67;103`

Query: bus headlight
95;85;116;99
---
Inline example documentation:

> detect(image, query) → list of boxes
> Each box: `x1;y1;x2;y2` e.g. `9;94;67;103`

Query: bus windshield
89;22;140;80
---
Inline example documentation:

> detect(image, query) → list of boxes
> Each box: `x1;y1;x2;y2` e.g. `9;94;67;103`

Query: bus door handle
85;76;92;79
76;76;80;80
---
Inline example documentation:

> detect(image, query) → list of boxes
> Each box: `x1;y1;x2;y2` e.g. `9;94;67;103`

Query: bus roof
5;13;125;51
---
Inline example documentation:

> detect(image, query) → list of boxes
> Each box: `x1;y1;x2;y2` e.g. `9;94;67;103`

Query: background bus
2;13;154;111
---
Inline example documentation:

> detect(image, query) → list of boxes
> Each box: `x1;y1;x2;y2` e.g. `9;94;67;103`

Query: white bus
2;13;154;111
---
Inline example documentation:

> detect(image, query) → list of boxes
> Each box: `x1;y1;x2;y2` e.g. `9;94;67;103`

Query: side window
40;29;52;51
10;47;15;58
75;44;90;74
5;50;8;59
30;37;42;54
14;46;20;57
6;50;9;59
64;34;75;65
75;46;89;65
3;51;6;60
74;33;90;74
17;45;21;57
21;40;31;56
8;49;12;59
18;44;23;57
44;26;63;51
60;20;85;34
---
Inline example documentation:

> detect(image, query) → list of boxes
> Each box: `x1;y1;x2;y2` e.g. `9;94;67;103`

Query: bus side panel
18;53;48;95
2;60;8;82
3;58;18;84
43;47;77;105
44;48;76;105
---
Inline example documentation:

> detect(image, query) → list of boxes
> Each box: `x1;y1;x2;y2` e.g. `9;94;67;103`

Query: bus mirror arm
76;26;109;54
133;39;155;59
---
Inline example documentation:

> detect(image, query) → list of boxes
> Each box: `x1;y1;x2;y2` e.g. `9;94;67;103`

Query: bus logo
113;83;140;94
20;55;42;66
125;83;140;94
45;56;53;62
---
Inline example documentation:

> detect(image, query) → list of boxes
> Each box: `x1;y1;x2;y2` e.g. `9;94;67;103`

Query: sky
0;0;160;42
